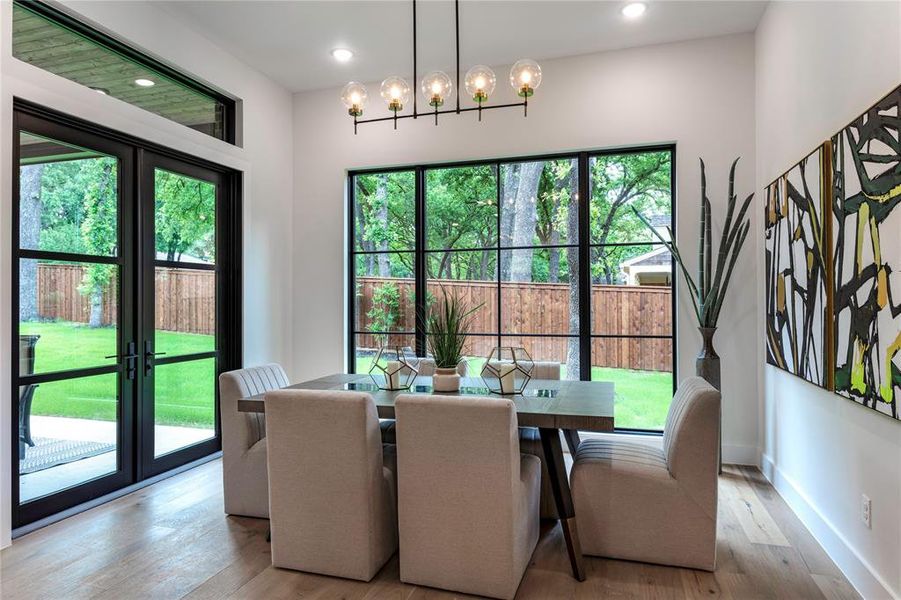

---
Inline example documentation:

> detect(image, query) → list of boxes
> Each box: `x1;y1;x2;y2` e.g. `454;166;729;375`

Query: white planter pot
432;367;460;393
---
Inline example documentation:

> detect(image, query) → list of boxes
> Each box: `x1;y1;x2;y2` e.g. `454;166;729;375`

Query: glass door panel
13;106;235;528
14;115;135;526
19;374;119;503
18;259;120;373
153;358;216;457
141;156;222;471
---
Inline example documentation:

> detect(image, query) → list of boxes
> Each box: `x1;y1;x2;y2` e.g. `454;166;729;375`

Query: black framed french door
12;101;241;528
12;110;137;526
137;153;224;477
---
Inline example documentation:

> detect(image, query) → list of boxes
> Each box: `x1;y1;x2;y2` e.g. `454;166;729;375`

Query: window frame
12;0;237;145
347;145;677;432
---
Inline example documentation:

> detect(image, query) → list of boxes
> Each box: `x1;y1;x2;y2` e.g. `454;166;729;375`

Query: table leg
562;429;581;455
539;427;586;582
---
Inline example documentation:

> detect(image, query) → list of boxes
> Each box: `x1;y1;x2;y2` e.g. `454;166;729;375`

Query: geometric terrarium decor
480;347;535;395
763;82;901;422
369;345;419;391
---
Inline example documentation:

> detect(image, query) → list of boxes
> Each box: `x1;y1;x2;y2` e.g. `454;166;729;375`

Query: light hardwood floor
1;462;859;600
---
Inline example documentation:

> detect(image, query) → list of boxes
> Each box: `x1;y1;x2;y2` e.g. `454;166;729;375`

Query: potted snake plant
635;158;752;473
427;288;481;392
634;157;752;391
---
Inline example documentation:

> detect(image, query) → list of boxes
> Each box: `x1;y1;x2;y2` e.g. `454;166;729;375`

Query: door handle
107;342;138;380
144;341;166;376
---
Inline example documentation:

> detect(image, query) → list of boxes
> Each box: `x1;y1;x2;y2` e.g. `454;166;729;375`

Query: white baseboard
760;453;898;600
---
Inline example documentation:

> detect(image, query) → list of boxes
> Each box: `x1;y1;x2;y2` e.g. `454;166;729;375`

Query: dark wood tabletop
238;372;615;432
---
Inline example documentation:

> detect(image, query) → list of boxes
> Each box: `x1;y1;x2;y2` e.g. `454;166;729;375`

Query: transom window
349;147;675;431
12;0;236;143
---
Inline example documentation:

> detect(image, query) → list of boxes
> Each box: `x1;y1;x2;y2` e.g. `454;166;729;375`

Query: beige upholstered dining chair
407;357;468;377
265;389;398;581
518;361;562;519
395;394;540;600
570;376;721;571
218;364;289;518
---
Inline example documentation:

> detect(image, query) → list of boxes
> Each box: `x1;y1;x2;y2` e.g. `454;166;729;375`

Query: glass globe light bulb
509;59;541;97
421;71;453;108
379;76;411;112
340;81;368;117
464;65;497;103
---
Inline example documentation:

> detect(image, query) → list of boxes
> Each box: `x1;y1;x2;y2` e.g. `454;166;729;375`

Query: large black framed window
348;146;676;431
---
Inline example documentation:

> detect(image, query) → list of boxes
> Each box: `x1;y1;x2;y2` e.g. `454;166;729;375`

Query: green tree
79;158;117;327
590;152;671;283
154;170;215;262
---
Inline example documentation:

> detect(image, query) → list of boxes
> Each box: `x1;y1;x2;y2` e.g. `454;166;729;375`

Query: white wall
755;2;901;598
292;33;759;461
0;0;295;547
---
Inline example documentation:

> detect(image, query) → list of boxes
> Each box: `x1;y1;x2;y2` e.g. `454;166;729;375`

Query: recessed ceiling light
134;78;156;87
622;2;647;19
331;48;354;62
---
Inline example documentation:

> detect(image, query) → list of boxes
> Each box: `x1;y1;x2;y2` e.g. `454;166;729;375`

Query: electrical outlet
861;494;871;529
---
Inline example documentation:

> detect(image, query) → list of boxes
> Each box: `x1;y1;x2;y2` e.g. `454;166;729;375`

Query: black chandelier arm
354;100;528;126
350;0;533;133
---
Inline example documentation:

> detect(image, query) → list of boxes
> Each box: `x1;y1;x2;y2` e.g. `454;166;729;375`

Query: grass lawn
21;321;215;428
355;355;672;430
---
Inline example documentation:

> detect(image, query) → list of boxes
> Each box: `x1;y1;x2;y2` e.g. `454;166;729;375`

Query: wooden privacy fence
35;263;215;335
355;277;672;372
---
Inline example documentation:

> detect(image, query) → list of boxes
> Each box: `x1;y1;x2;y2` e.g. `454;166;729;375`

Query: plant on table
426;288;481;391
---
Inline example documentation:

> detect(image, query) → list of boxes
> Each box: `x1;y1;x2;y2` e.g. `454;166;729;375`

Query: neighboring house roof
647;214;671;227
620;246;672;269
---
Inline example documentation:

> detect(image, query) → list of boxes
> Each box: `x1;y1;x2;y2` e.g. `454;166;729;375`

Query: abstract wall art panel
832;85;901;420
764;146;831;388
766;83;901;422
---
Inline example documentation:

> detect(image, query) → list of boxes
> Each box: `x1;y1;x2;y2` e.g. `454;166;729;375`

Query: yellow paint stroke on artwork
766;324;786;370
806;250;814;274
880;330;901;404
767;186;777;225
855;202;869;275
851;340;868;395
877;267;889;309
869;210;882;266
863;182;901;204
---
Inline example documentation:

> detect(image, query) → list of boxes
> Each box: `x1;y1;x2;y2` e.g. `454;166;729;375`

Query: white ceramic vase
432;367;460;393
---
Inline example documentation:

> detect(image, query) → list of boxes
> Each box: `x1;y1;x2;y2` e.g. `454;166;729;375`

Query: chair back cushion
409;358;468;377
661;377;721;516
219;364;288;451
530;361;561;380
395;394;524;593
265;389;395;579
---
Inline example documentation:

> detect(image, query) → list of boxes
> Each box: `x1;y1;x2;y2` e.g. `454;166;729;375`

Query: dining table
238;372;615;582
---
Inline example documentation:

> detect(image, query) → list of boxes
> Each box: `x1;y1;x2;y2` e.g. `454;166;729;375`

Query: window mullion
578;152;591;380
496;163;502;349
414;166;427;357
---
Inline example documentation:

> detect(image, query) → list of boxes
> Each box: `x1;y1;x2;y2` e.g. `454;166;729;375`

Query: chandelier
340;0;541;134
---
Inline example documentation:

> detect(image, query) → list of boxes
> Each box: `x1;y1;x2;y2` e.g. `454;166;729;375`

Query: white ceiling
157;0;768;93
